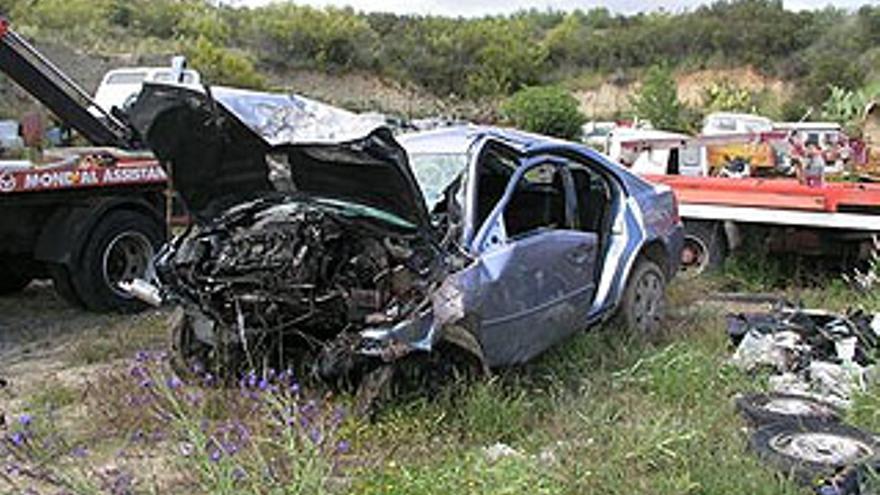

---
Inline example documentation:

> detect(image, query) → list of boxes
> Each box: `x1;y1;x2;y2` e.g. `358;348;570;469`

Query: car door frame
462;149;602;365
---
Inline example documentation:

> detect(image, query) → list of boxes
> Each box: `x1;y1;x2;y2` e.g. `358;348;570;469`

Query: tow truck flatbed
645;175;880;215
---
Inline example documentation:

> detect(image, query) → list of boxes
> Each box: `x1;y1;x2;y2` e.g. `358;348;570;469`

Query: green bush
183;36;265;90
246;4;378;70
629;65;686;132
501;85;585;140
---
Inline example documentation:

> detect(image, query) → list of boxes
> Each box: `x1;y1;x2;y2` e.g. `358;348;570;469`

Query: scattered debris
735;392;843;426
728;304;880;492
844;236;880;293
727;305;880;407
749;421;880;486
483;442;524;463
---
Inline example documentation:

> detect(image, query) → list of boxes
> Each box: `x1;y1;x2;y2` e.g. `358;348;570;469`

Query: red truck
608;129;880;275
0;20;169;311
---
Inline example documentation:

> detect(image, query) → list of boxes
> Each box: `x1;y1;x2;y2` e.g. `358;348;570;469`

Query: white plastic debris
835;337;858;363
729;330;802;372
809;361;869;406
483;442;524;463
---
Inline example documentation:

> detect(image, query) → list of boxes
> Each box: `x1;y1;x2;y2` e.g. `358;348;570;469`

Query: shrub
629;65;686;132
183;36;266;90
501;85;585;140
1;351;351;494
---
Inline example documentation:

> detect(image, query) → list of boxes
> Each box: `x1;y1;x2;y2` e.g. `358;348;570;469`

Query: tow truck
607;128;880;274
0;19;170;311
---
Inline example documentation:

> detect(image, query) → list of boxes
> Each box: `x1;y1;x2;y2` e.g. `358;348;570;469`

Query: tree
184;36;265;90
501;85;585;140
629;65;684;131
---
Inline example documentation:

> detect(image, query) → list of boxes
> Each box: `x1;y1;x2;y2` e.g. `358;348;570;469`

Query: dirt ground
0;281;777;400
0;281;169;408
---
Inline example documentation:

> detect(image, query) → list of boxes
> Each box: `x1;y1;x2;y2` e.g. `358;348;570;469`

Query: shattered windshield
409;152;467;210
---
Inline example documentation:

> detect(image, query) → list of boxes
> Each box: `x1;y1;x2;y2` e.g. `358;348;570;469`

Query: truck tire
0;260;32;295
618;258;667;335
48;263;83;308
70;210;163;313
681;221;726;276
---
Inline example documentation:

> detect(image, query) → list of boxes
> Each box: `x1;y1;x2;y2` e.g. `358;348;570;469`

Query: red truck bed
644;175;880;214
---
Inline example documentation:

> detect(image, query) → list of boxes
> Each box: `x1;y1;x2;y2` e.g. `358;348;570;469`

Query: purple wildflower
71;445;89;458
209;450;222;463
135;351;150;363
307;427;323;445
18;414;32;427
166;376;183;390
331;406;346;427
232;466;246;482
223;441;239;455
191;362;205;375
8;432;24;446
335;440;351;454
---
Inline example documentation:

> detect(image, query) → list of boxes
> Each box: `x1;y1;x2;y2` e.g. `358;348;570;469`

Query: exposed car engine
157;194;446;376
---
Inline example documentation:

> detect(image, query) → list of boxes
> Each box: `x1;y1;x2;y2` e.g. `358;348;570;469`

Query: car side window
565;160;612;235
502;162;571;239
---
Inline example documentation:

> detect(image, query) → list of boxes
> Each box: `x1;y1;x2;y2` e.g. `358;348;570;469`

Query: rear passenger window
503;164;568;238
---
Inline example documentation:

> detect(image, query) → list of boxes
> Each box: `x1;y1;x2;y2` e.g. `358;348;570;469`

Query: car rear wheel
70;210;163;313
619;258;667;334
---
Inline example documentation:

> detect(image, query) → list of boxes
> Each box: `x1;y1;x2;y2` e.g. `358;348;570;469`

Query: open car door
469;154;599;366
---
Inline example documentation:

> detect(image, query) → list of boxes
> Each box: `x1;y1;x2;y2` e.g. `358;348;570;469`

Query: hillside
0;0;877;126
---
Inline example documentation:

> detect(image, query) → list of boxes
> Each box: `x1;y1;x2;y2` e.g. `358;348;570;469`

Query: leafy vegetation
629;65;686;131
501;85;585;139
2;0;879;118
4;258;878;493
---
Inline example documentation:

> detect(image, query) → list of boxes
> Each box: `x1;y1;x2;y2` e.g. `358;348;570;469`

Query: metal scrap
727;305;880;408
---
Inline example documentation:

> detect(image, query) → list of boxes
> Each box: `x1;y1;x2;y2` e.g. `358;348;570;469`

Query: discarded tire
735;393;843;426
750;421;880;484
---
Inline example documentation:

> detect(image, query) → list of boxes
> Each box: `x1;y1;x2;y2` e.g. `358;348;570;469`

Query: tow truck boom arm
0;18;134;149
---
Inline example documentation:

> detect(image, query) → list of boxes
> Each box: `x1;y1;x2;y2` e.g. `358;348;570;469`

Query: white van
606;128;707;176
702;112;773;136
94;66;201;114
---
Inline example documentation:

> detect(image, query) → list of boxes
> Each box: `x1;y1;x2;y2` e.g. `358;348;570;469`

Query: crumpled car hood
128;83;431;229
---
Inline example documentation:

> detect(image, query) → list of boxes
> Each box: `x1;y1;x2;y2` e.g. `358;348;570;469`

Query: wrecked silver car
128;84;684;391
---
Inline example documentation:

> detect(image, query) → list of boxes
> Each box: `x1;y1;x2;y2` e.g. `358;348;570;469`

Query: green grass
65;310;168;366
13;258;875;494
350;302;803;495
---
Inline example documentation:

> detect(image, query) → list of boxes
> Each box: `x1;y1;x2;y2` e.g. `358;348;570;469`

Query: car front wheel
619;258;667;334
